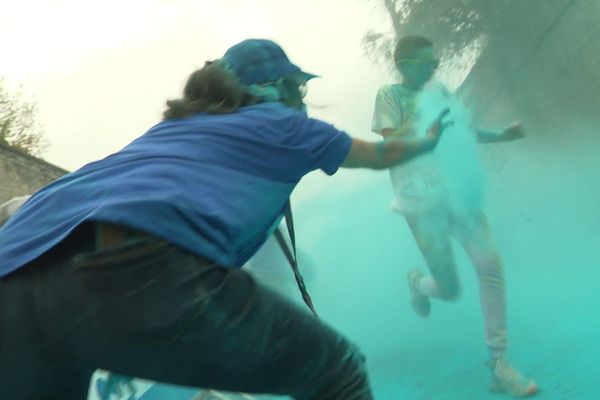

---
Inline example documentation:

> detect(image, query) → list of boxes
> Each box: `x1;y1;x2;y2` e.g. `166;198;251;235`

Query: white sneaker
490;358;538;397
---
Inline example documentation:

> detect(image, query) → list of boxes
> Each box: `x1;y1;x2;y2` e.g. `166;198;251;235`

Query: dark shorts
0;223;372;400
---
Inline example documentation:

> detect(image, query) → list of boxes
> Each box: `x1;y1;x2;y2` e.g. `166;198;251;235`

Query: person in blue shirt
0;39;444;400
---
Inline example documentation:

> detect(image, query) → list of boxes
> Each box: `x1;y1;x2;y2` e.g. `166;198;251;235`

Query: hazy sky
1;0;393;172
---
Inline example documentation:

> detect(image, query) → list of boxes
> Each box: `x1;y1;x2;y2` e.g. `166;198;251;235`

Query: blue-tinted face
277;72;310;110
398;46;439;90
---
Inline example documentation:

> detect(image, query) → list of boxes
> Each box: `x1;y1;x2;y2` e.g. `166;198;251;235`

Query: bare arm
341;136;438;170
345;107;451;169
379;108;451;139
477;123;525;143
477;129;505;143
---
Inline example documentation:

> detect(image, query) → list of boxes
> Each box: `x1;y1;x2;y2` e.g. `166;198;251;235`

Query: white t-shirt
372;83;447;215
372;82;484;216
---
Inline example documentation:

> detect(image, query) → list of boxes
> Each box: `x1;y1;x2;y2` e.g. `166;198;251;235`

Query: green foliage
362;0;578;72
0;78;48;157
362;0;493;71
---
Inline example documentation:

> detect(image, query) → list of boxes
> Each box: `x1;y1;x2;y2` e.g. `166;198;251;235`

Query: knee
329;337;369;379
475;253;505;282
302;341;371;399
343;345;368;375
334;344;371;396
438;279;460;301
473;249;502;271
327;341;368;379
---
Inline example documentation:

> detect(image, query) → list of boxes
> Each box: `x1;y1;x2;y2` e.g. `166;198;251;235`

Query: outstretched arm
477;123;525;143
343;108;451;170
341;136;438;170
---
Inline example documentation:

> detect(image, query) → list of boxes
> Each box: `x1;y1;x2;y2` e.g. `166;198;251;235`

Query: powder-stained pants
0;224;372;400
405;208;507;359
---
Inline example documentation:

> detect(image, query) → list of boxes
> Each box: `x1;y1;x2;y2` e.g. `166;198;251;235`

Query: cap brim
300;71;319;82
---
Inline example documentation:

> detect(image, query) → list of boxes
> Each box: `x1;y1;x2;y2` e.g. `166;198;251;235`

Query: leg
452;211;537;396
405;209;460;301
0;265;93;400
34;233;373;400
452;211;506;358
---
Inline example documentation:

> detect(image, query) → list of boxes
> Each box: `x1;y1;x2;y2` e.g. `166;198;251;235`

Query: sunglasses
298;82;308;99
273;77;308;99
398;59;440;69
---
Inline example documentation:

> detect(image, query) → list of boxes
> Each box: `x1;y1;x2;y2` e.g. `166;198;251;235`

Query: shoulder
376;83;414;101
235;103;311;127
242;103;348;142
240;102;297;117
376;83;397;96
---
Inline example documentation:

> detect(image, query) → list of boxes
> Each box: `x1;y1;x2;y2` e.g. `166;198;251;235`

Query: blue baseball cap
222;39;318;85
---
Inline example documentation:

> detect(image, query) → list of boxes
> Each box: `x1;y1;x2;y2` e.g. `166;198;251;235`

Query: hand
502;122;525;141
426;108;453;140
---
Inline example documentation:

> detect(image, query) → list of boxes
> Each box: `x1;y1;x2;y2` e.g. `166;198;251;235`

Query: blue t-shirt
0;103;351;277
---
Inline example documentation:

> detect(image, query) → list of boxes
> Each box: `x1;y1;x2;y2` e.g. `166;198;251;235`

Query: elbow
374;158;389;170
373;141;392;170
377;140;405;169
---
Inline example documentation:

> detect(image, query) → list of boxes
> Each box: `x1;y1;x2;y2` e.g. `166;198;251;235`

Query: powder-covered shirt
372;83;447;215
0;102;351;277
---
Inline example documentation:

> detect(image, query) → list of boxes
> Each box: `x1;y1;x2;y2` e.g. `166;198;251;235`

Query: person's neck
400;80;422;91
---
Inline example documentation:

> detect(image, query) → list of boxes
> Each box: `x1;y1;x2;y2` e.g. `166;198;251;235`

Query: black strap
274;202;318;318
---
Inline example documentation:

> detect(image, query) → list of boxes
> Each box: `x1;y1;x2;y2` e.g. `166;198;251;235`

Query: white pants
405;206;507;359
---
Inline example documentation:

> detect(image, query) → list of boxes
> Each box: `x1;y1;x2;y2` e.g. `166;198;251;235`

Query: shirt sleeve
263;105;352;179
306;118;352;175
372;85;404;136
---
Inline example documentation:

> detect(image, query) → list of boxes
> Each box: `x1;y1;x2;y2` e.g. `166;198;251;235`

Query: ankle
488;356;506;370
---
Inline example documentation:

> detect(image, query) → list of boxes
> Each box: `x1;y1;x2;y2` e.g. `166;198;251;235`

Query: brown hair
162;61;258;120
393;36;433;70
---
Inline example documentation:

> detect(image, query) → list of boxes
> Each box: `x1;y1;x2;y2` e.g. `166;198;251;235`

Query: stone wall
0;143;68;204
459;0;600;136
